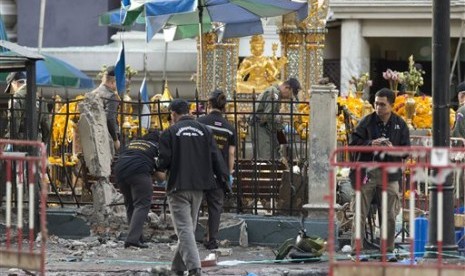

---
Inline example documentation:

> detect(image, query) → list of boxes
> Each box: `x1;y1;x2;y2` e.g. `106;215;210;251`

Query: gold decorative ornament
150;80;173;131
405;91;417;130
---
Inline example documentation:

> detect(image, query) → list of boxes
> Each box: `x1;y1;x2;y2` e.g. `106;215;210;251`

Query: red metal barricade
410;136;465;211
0;139;48;275
328;145;465;276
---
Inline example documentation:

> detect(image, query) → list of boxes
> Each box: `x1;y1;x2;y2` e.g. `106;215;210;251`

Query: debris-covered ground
0;209;329;276
1;233;328;276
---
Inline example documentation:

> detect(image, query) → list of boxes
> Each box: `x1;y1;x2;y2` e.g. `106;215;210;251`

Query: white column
340;20;370;97
303;84;338;218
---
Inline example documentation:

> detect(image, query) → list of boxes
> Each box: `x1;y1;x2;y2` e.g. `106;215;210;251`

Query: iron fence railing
0;93;311;215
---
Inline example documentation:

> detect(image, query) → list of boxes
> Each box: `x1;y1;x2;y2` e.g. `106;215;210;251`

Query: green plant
349;72;372;91
399;55;425;93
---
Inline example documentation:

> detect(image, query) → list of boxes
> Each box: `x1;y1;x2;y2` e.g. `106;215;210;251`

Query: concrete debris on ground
1;233;328;275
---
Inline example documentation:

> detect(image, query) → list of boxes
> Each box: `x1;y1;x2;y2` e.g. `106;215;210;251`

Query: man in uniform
249;77;301;160
89;66;120;153
114;130;164;249
197;90;236;250
157;99;229;276
451;81;465;206
452;81;465;138
4;71;50;144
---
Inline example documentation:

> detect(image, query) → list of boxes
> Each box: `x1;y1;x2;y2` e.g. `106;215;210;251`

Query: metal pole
162;42;168;81
426;0;458;257
25;60;40;236
38;0;47;53
26;60;38;142
198;3;204;98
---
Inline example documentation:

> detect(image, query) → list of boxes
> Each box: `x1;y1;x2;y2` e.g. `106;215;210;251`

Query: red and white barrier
0;139;48;275
328;144;465;276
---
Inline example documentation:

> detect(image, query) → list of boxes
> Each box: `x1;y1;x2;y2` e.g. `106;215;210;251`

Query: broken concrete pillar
77;92;125;234
90;179;120;220
304;84;338;219
78;92;112;178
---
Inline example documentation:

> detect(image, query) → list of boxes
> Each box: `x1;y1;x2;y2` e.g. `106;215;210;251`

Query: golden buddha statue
236;35;287;93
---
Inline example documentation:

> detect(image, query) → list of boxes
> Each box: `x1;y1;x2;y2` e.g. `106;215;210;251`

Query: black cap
208;89;223;100
105;65;116;77
4;71;26;93
287;77;301;96
458;81;465;93
169;99;189;115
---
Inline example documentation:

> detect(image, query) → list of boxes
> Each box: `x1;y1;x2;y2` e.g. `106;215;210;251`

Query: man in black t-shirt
349;88;410;257
197;90;236;250
114;130;164;249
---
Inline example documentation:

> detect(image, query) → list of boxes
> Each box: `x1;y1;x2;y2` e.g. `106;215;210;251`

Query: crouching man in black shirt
114;130;164;249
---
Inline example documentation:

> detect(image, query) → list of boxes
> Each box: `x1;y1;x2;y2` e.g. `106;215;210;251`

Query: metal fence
0;93;311;216
328;145;465;276
0;139;48;275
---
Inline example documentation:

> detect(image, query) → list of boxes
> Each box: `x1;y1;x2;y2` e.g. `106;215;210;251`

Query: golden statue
150;80;173;130
236;35;287;93
150;94;163;130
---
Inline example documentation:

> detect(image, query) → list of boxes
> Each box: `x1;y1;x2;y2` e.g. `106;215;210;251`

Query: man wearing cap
89;66;120;153
249;77;301;160
4;71;50;143
452;81;465;139
157;99;229;276
197;90;236;250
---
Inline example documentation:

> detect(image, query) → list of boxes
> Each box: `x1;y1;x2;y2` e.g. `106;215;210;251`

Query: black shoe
171;270;185;276
188;268;201;276
124;241;148;249
204;240;218;250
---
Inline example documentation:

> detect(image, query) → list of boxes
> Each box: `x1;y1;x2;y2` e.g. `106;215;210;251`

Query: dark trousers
117;173;153;244
205;187;224;242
